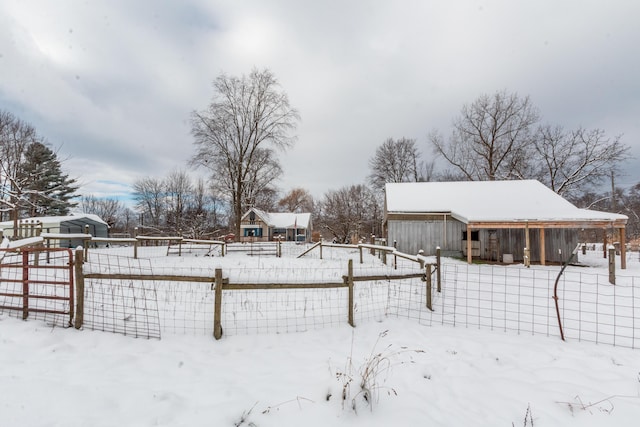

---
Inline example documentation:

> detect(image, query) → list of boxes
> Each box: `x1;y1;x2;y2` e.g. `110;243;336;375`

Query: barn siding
387;217;465;256
388;218;579;263
496;228;578;264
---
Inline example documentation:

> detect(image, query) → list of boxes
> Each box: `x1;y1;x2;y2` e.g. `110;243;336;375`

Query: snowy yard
1;244;640;426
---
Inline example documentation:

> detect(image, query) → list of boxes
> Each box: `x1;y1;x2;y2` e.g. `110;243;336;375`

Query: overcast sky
2;0;639;204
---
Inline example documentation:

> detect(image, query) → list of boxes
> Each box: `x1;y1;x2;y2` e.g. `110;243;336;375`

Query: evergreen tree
20;142;79;216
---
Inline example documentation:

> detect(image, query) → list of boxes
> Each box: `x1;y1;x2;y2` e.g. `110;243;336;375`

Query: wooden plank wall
388;218;579;263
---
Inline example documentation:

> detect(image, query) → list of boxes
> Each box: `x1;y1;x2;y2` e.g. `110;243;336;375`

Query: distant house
0;214;109;247
384;180;628;267
239;208;312;243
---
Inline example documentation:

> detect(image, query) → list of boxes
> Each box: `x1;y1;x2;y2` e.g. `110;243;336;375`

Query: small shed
384;180;628;268
239;208;313;243
0;214;109;247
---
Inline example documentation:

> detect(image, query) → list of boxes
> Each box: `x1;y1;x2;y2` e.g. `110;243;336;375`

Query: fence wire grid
4;246;639;350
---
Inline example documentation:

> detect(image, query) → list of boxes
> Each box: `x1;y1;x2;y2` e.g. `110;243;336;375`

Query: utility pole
611;170;616;212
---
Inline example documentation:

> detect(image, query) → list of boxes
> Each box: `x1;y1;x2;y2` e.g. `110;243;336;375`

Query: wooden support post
213;268;223;340
603;233;607;258
22;250;29;320
608;246;616;285
359;245;363;264
426;264;433;311
524;222;531;268
348;259;354;327
620;227;627;270
466;225;472;264
436;246;442;293
74;248;85;329
539;228;546;266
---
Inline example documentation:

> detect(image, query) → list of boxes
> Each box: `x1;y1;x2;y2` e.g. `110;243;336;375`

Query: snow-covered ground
1;244;639;426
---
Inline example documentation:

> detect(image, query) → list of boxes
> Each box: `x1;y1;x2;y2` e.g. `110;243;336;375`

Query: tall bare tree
190;68;300;237
532;125;630;198
278;187;315;213
319;184;376;243
132;177;165;231
430;90;539;181
368;137;433;191
164;169;193;233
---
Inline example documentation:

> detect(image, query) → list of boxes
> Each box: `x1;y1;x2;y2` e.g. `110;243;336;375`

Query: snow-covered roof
0;213;109;229
242;208;311;228
385;180;627;224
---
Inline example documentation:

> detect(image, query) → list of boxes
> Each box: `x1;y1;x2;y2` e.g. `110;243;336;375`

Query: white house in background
384;180;629;268
0;214;109;247
239;208;313;243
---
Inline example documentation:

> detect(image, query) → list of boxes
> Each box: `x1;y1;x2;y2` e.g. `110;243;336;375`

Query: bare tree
532;125;630;198
318;184;376;243
190;68;300;237
0;111;37;226
80;195;124;228
133;177;165;231
430;90;539;181
368;137;433;191
278;187;315;213
164;169;193;233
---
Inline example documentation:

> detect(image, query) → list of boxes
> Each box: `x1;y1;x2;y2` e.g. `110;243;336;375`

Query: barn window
462;231;479;241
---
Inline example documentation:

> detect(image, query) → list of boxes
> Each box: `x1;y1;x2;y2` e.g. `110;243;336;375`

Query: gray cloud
1;0;638;202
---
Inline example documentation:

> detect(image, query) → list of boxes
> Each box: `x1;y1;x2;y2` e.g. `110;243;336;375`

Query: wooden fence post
359;245;363;264
133;227;139;259
426;264;433;311
436;246;442;292
348;259;354;327
213;268;224;339
608;245;616;285
22;250;29;320
319;241;323;260
74;248;85;329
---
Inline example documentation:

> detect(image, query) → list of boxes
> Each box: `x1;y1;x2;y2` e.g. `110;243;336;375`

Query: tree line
1;70;638;243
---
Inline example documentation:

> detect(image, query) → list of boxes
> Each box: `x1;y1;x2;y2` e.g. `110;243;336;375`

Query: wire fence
3;245;639;350
386;263;639;348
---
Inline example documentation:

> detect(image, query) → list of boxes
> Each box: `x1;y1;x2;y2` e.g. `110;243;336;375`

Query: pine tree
20;142;79;217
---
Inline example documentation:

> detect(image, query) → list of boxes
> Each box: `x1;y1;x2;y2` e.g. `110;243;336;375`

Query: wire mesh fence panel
559;271;639;348
82;254;162;338
384;263;639;349
221;287;348;335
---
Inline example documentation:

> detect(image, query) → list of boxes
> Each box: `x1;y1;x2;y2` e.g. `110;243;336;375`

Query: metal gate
0;247;74;326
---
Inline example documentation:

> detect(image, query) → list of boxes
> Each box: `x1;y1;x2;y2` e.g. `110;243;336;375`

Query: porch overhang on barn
384;180;628;268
